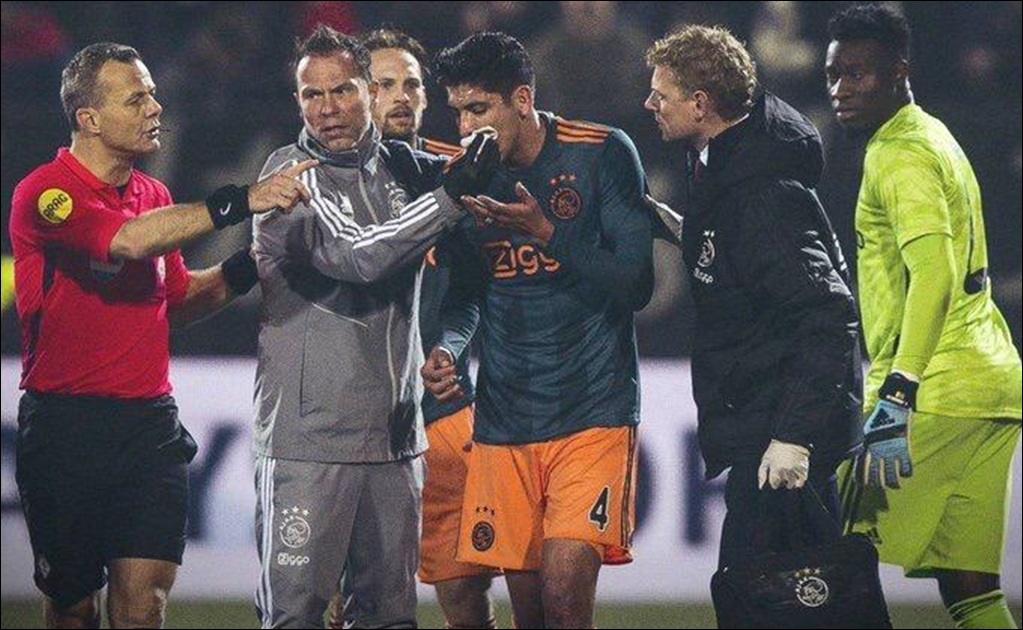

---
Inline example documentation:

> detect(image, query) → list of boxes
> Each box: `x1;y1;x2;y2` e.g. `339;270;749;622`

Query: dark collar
298;124;381;171
705;113;753;174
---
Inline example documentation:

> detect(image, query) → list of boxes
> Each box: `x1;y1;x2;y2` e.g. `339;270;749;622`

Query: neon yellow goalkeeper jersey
855;103;1021;420
1;256;14;314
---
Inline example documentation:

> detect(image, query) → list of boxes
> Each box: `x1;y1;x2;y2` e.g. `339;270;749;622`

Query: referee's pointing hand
249;159;318;214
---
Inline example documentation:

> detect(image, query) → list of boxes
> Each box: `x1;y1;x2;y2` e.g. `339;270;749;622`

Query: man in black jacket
644;25;863;568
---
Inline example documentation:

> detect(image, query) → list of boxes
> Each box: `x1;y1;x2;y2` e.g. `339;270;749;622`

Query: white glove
758;440;810;490
460;125;499;148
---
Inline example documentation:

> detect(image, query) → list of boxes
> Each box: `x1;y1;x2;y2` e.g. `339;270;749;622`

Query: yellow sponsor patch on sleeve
37;188;74;225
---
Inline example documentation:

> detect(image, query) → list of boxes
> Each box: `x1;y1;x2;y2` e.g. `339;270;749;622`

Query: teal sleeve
891;233;956;378
546;131;654;311
437;229;484;360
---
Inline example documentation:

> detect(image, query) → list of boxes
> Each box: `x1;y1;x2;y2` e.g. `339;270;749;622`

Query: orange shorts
419;407;500;584
456;425;638;572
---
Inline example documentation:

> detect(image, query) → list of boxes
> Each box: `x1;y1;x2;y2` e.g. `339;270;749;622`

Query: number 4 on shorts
588;487;611;533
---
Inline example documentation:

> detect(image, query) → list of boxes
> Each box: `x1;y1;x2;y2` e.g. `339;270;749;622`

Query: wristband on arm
221;249;259;296
205;185;251;230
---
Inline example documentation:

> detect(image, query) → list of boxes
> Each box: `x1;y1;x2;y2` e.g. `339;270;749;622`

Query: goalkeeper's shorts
839;413;1020;577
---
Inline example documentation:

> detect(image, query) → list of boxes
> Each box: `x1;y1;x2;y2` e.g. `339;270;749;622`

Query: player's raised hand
248;159;318;214
421;346;464;403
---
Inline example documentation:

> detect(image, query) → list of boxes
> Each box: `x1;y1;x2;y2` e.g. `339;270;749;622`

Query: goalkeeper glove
855;372;918;490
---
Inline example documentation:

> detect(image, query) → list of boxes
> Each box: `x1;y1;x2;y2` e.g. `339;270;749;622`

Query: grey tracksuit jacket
252;126;459;463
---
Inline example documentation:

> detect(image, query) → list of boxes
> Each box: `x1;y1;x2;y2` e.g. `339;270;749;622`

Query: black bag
711;487;892;629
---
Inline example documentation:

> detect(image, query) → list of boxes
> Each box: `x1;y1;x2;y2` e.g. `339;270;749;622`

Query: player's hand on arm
758;440;811;490
855;372;918;490
466;182;555;246
420;346;464;403
645;194;683;245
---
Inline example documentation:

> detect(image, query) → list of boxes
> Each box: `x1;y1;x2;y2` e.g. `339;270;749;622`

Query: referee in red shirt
8;42;313;629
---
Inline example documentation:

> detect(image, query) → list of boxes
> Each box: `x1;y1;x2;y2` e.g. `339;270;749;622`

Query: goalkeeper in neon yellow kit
826;5;1021;629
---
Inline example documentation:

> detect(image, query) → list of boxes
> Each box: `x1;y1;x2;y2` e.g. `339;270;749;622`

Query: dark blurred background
2;1;1020;358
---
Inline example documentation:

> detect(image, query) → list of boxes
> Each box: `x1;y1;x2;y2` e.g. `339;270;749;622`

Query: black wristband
879;373;919;410
221;249;259;296
205;185;250;230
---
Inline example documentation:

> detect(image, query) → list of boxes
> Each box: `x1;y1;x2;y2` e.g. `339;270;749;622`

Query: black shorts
15;392;198;608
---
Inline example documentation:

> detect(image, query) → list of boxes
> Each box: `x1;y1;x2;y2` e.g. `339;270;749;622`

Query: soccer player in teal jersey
425;33;653;629
827;5;1022;629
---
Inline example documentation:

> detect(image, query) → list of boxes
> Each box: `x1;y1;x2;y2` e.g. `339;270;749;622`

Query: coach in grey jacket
251;27;498;629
